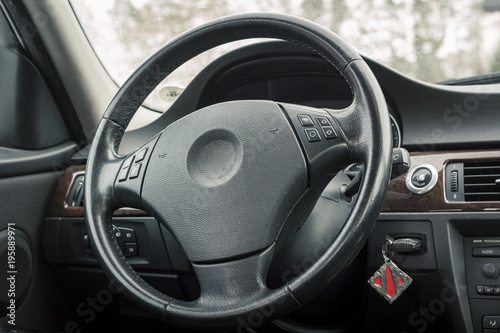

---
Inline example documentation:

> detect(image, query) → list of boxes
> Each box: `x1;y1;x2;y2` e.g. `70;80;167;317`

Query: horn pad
142;101;308;263
187;129;243;187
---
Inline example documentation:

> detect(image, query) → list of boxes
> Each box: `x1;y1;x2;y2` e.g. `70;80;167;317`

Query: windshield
70;0;500;111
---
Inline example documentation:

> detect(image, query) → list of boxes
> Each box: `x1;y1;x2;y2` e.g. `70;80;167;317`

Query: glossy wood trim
382;150;500;212
48;165;148;217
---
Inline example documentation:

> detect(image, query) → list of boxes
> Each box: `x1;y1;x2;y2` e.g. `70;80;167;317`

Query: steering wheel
84;13;392;330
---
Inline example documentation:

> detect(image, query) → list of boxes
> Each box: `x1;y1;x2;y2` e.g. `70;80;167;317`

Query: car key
368;237;413;304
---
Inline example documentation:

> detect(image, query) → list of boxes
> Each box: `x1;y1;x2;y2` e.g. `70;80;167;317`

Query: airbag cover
142;101;307;263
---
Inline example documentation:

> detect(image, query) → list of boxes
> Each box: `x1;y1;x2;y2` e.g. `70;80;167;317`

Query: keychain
368;237;413;304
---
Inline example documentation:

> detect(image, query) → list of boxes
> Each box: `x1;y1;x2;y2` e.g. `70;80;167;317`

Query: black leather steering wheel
84;13;392;330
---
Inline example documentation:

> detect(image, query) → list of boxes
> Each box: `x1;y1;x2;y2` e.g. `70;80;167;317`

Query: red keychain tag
368;238;413;304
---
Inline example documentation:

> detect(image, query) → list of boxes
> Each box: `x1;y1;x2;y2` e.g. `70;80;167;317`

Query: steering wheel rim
84;13;392;330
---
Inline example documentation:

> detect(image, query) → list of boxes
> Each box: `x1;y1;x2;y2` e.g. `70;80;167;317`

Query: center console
465;237;500;332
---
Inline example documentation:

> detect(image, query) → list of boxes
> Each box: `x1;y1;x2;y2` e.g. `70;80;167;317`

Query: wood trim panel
382;150;500;212
48;165;148;217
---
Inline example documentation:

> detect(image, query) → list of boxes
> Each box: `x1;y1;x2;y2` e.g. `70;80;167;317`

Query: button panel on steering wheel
114;135;161;207
281;103;350;183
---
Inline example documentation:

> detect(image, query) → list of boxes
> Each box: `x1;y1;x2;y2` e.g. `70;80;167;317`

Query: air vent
463;160;500;201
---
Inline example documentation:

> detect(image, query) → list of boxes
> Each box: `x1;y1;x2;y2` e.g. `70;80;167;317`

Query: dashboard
46;41;500;332
198;54;402;149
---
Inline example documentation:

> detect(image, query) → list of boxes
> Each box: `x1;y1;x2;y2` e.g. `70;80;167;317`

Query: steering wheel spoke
192;245;273;306
166;244;302;329
280;103;352;184
113;134;161;209
324;103;359;142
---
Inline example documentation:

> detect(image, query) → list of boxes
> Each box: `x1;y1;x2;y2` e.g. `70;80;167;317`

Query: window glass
70;0;500;111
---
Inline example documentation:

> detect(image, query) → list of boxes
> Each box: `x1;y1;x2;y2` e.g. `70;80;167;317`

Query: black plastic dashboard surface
119;41;500;155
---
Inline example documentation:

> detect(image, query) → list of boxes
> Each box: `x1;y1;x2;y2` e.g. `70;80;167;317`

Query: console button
118;168;129;182
304;128;321;142
316;116;331;127
129;163;141;179
473;247;500;257
124;242;138;257
81;230;92;254
112;225;125;252
122;156;134;169
393;149;403;164
484;285;495;295
476;285;485;295
321;126;337;139
298;115;314;126
113;229;121;239
494;286;500;295
483;316;500;329
482;263;500;279
135;148;148;162
118;156;134;182
411;168;432;188
119;227;136;242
